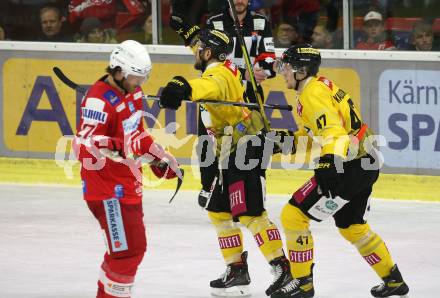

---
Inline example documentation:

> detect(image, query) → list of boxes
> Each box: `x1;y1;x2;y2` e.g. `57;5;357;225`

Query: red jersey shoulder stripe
317;76;333;90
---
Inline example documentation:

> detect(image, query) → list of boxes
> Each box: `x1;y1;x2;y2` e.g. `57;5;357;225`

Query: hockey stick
53;67;88;94
53;66;185;203
146;95;292;111
168;168;184;203
53;67;292;111
226;0;271;130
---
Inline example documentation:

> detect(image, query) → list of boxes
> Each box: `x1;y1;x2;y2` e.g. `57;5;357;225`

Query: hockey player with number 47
271;44;409;298
75;40;181;298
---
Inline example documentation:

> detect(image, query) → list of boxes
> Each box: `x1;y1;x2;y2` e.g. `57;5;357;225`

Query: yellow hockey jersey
295;76;370;159
188;60;265;154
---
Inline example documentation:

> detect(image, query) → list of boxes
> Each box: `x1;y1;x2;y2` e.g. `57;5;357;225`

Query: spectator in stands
76;17;117;43
270;0;320;43
68;0;146;31
311;24;338;49
408;21;439;51
142;15;153;44
355;10;395;50
0;25;6;40
275;20;300;48
68;0;117;28
39;6;73;42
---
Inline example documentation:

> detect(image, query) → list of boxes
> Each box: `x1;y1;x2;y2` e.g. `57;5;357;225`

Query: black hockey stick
168;168;184;203
53;66;88;94
53;67;292;111
145;95;292;111
227;0;271;129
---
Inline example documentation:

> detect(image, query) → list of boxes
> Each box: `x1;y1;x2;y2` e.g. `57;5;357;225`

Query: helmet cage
279;45;321;76
275;58;307;74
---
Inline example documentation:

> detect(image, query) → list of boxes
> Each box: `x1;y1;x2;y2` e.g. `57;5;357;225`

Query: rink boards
1;157;439;201
0;42;439;178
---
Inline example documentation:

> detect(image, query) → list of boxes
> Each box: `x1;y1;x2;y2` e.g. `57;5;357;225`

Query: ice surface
0;184;439;298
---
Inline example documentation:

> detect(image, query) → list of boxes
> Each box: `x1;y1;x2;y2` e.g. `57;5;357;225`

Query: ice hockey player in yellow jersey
159;27;293;297
271;44;409;298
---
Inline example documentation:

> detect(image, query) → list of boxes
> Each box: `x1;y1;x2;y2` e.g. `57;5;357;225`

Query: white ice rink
1;184;439;298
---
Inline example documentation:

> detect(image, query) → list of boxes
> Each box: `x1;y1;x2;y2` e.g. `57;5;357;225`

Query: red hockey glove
149;149;180;180
129;131;154;157
89;136;125;159
245;65;268;84
129;132;181;179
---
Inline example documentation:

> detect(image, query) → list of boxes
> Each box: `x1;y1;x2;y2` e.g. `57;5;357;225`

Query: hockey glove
89;136;125;159
149;149;180;180
129;131;181;180
159;76;192;110
314;154;343;198
256;54;277;78
245;65;268;84
269;130;296;154
169;13;200;46
198;189;212;208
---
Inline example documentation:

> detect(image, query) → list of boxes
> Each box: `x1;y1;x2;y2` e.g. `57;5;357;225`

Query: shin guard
239;212;284;262
339;224;395;278
208;211;244;264
281;204;314;278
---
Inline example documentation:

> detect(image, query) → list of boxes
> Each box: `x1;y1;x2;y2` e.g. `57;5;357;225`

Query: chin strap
200;55;210;72
293;72;310;91
114;77;128;93
201;61;207;72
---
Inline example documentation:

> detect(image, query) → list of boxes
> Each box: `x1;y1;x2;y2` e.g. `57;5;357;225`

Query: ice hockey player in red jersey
74;40;181;298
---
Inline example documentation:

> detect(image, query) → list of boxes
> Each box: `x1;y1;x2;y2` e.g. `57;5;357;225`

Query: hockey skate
265;255;294;296
371;264;409;297
270;264;314;298
210;251;251;297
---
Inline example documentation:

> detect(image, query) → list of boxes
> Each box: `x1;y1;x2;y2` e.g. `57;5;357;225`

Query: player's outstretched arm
159;76;192;110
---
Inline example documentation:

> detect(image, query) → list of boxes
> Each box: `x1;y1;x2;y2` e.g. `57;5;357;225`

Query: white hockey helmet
109;40;152;83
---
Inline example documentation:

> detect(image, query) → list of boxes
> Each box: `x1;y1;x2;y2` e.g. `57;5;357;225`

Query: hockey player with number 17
74;40;181;298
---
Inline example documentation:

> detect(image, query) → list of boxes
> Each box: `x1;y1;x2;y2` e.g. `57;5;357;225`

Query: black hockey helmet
197;28;233;61
278;44;321;76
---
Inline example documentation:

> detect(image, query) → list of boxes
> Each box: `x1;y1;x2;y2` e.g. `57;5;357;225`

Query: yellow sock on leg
239;212;284;262
339;224;395;278
281;204;314;278
208;211;244;264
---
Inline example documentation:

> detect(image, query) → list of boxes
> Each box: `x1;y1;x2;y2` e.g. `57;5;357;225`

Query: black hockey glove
159;76;192;110
169;13;200;46
314;154;343;198
269;130;296;154
198;189;212;208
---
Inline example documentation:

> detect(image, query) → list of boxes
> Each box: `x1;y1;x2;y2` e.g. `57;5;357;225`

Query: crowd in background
0;0;439;51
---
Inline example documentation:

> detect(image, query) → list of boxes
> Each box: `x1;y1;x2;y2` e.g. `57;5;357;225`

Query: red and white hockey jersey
75;77;152;204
